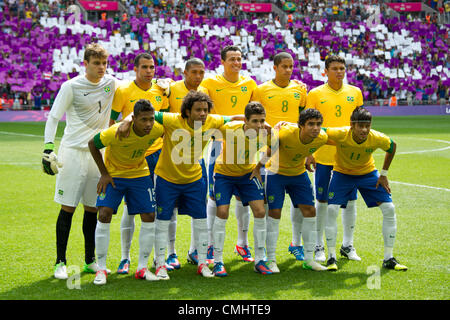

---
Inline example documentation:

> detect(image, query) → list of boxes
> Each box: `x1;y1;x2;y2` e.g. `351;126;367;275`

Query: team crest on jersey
309;148;317;153
215;193;221;201
99;192;106;200
294;93;300;99
268;195;275;203
241;86;247;93
155;96;162;102
347;96;354;102
157;206;163;213
328;192;335;199
104;86;111;93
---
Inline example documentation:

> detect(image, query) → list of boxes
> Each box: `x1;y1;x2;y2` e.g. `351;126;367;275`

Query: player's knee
299;205;315;218
268;209;281;219
140;212;155;222
379;202;395;217
252;206;266;218
98;207;113;223
216;206;229;219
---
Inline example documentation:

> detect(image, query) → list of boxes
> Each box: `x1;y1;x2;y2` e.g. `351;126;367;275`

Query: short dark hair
134;99;154;117
134;53;154;68
350;107;371;123
273;52;293;66
244;101;266;120
325;55;346;69
180;91;213;119
298;108;323;126
185;58;205;71
220;45;242;61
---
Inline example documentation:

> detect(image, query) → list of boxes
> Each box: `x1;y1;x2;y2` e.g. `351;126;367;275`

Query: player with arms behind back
306;55;364;263
42;43;118;280
201;45;258;264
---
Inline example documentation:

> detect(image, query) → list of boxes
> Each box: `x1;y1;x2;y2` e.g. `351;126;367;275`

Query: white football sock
137;221;155;270
154;219;170;267
342;200;356;247
315;201;328;247
167;209;177;255
212;217;227;263
95;221;110;270
189;218;196;253
290;205;303;246
120;205;135;261
266;216;280;262
325;204;339;259
206;197;216;247
379;202;396;260
253;217;267;263
235;199;250;247
301;217;317;262
193;218;208;265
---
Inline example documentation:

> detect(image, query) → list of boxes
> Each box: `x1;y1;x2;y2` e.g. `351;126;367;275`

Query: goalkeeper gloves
42;142;63;175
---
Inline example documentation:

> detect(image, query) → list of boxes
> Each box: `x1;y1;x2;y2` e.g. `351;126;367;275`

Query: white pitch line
0;131;61;140
391;181;450;192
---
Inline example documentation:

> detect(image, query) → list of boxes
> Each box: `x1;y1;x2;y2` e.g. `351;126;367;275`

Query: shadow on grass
0;256;380;300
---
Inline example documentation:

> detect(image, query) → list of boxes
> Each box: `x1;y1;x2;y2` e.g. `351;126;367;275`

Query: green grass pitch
0;116;449;300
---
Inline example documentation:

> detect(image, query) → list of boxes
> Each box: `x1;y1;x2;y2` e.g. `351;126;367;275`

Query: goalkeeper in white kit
42;43;119;279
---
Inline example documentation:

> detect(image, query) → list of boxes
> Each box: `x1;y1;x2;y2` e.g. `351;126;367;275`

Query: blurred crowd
0;0;448;109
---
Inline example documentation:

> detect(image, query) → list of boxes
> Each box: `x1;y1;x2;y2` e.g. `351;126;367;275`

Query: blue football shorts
327;170;392;208
96;175;156;214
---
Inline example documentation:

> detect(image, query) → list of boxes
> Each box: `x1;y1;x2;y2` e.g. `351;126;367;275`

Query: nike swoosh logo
83;93;90;96
268;96;275;99
284;145;294;149
130;99;137;102
216;88;225;92
320;100;328;104
175;97;183;99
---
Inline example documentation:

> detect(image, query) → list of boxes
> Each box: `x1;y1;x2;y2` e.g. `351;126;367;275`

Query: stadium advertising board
386;2;422;12
79;1;119;11
238;2;272;12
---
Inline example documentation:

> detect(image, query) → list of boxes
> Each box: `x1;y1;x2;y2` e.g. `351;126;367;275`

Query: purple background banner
365;105;450;116
0;106;449;123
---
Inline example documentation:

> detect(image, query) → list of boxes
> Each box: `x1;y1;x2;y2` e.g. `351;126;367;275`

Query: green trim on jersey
154;111;164;124
223;116;232;124
93;133;105;149
386;138;395;153
110;110;121;121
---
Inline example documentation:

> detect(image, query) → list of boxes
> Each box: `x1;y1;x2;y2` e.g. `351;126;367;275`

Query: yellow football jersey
251;80;307;127
214;122;274;177
110;80;169;156
306;83;363;166
168;80;208;113
93;122;164;179
266;124;328;176
325;127;394;175
201;74;257;115
154;112;230;184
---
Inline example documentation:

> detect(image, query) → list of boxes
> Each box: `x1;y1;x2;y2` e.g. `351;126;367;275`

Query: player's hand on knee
42;143;63;175
376;176;391;194
305;155;316;173
97;174;115;195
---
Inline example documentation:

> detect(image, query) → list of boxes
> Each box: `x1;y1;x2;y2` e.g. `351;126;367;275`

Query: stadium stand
0;0;448;110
